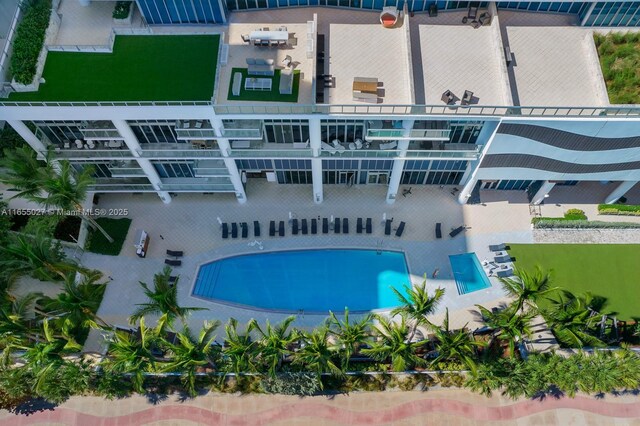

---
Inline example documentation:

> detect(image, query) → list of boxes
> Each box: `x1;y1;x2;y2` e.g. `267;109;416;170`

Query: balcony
193;160;230;177
139;143;223;159
175;128;217;140
108;161;147;178
90;177;155;192
53;148;133;159
159;177;235;192
222;119;262;140
80;120;124;140
365;128;451;141
229;149;313;158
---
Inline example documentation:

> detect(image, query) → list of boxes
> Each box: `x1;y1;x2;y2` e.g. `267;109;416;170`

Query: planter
113;2;133;25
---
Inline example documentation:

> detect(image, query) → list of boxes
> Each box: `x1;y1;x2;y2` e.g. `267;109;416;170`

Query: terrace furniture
441;90;456;105
241;222;248;238
279;68;294;95
301;219;308;234
402;187;412;197
429;3;438;16
479;12;491;26
246;58;275;76
86;140;96;149
249;30;289;45
380;141;398;150
449;226;465;238
395;221;406;237
278;26;287;32
322;218;329;234
254;220;261;237
63;141;70;149
353;78;378;94
75;139;84;149
168;275;178;284
292;218;299;235
353;92;378;103
497;268;514;278
245;77;273;91
343;218;349;234
166;250;183;257
222;223;229;239
231;223;238;238
311;218;318;234
495;254;512;263
282;55;292;68
279;221;285;236
165;259;181;267
461;90;474;105
357;218;363;234
504;45;513;66
108;140;123;148
435;223;442;239
384;219;392;235
195;121;203;128
241;34;250;43
232;72;242;96
489;243;506;252
134;230;150;258
324;76;335;88
335;218;341;234
269;220;276;236
321;141;338;155
366;218;372;234
380;7;399;28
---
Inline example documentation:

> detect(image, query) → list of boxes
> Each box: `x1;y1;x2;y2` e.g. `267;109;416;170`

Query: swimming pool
449;253;492;295
192;249;411;313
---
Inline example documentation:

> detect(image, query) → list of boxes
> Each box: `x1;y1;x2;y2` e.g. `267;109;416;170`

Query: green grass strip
86;218;132;256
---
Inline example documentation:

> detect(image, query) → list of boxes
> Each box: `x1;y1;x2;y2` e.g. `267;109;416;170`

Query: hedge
10;0;52;85
598;204;640;216
533;219;640;229
531;209;587;225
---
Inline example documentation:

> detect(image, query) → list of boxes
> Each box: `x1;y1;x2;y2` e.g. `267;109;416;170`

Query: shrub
10;0;52;85
261;373;321;395
598;204;640;216
112;1;132;19
563;209;587;220
533;219;640;229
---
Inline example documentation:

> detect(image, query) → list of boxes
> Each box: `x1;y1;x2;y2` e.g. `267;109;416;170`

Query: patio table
249;30;289;43
245;77;272;91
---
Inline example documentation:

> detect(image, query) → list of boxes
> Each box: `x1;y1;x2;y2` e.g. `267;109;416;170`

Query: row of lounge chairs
221;221;261;239
383;219;406;237
484;243;514;277
165;249;183;267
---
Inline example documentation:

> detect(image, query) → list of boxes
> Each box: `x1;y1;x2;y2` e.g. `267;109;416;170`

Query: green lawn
594;32;640;104
507;244;640;320
9;35;219;102
227;67;300;102
86;218;132;256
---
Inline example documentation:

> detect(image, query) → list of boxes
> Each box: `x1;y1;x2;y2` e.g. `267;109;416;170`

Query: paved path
2;390;640;425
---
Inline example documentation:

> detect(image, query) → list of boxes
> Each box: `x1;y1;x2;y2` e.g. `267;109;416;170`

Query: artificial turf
9;35;219;102
227;67;300;102
86;218;132;256
507;244;640;320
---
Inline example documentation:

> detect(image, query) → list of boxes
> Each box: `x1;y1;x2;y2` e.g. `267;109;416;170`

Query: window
264;120;309;144
129;121;180;144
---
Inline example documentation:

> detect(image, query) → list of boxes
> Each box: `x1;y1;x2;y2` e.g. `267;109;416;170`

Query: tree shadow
12;398;58;415
531;385;564;401
144;391;169;405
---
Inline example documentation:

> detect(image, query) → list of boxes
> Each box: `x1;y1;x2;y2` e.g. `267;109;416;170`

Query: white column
458;175;478;204
385;120;413;204
604;181;638;204
580;2;597;26
309;117;323;203
112;119;172;204
210;117;247;204
7;120;48;155
531;181;556;205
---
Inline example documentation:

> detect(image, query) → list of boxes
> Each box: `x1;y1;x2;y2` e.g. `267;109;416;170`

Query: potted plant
113;1;133;25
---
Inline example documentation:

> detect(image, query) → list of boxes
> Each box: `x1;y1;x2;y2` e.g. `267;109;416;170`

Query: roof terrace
8;35;220;102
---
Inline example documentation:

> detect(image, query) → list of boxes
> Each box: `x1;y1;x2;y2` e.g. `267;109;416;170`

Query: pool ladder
376;240;384;255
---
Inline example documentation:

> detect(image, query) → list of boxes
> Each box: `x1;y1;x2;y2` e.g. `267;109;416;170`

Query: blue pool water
449;253;492;295
192;249;411;313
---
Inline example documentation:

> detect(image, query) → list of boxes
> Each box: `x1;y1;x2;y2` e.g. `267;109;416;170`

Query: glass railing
159;183;236;192
54;149;133;159
81;129;122;139
109;168;147;177
228;149;313;158
140;149;223;159
319;150;400;158
365;129;451;140
89;185;156;192
403;149;480;159
175;128;217;139
222;128;262;139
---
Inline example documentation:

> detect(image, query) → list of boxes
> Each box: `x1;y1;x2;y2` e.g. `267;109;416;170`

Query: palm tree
542;291;605;348
222;318;258;375
130;266;206;328
499;267;557;315
292;326;344;386
0;146;114;242
361;315;426;372
430;308;483;373
247;316;299;377
391;278;444;342
327;308;372;370
40;270;110;335
161;321;221;396
475;304;534;358
0;292;42;365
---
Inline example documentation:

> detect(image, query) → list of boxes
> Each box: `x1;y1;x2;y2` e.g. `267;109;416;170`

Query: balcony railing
319;150;399;158
228;149;313;158
159;183;236;192
140;149;223;159
91;177;154;192
365;129;451;141
175;128;217;140
403;149;480;160
81;129;123;140
109;168;147;177
53;149;133;159
193;159;229;177
222;128;262;139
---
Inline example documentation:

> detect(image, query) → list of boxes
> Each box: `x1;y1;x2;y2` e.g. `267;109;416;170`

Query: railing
222;128;263;139
366;129;451;141
228;149;313;158
175;128;217;139
403;149;480;159
140;149;223;159
54;149;133;159
109;168;147;177
89;184;156;192
320;150;399;158
47;45;112;53
159;183;236;192
81;129;123;139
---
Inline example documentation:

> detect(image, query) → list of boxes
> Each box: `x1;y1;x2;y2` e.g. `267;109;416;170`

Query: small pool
449;253;492;295
192;249;411;313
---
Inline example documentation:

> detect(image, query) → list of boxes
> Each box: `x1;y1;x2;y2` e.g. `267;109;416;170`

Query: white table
249;30;289;43
245;77;272;91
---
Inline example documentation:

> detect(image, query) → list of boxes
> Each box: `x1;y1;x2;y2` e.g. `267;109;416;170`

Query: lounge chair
322;218;329;234
496;268;514;278
166;250;183;257
241;222;248;238
168;275;178;285
495;254;512;263
384;219;392;236
269;220;276;236
357;218;363;234
311;218;318;234
395;221;405;237
222;223;229;239
335;218;341;234
279;221;285;236
292;218;299;235
343;218;349;234
254;220;261;237
435;223;442;239
231;223;238;238
301;219;308;234
366;218;372;234
165;259;181;267
449;226;465;238
489;243;506;252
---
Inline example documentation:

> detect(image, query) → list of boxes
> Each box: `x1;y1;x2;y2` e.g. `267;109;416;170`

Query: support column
604;181;638;204
458;175;478;204
7;120;48;155
210;117;247;204
112;119;172;204
531;181;556;205
580;2;597;26
385;119;413;204
309;117;323;203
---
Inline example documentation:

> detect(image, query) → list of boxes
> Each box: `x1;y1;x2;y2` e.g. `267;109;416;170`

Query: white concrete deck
506;26;609;107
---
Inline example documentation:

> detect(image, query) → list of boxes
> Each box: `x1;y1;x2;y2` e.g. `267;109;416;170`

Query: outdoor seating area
353;77;383;103
55;139;124;151
483;243;514;278
242;27;291;47
441;89;475;106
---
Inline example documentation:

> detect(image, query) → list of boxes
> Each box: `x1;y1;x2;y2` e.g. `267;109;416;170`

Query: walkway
2;390;640;425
